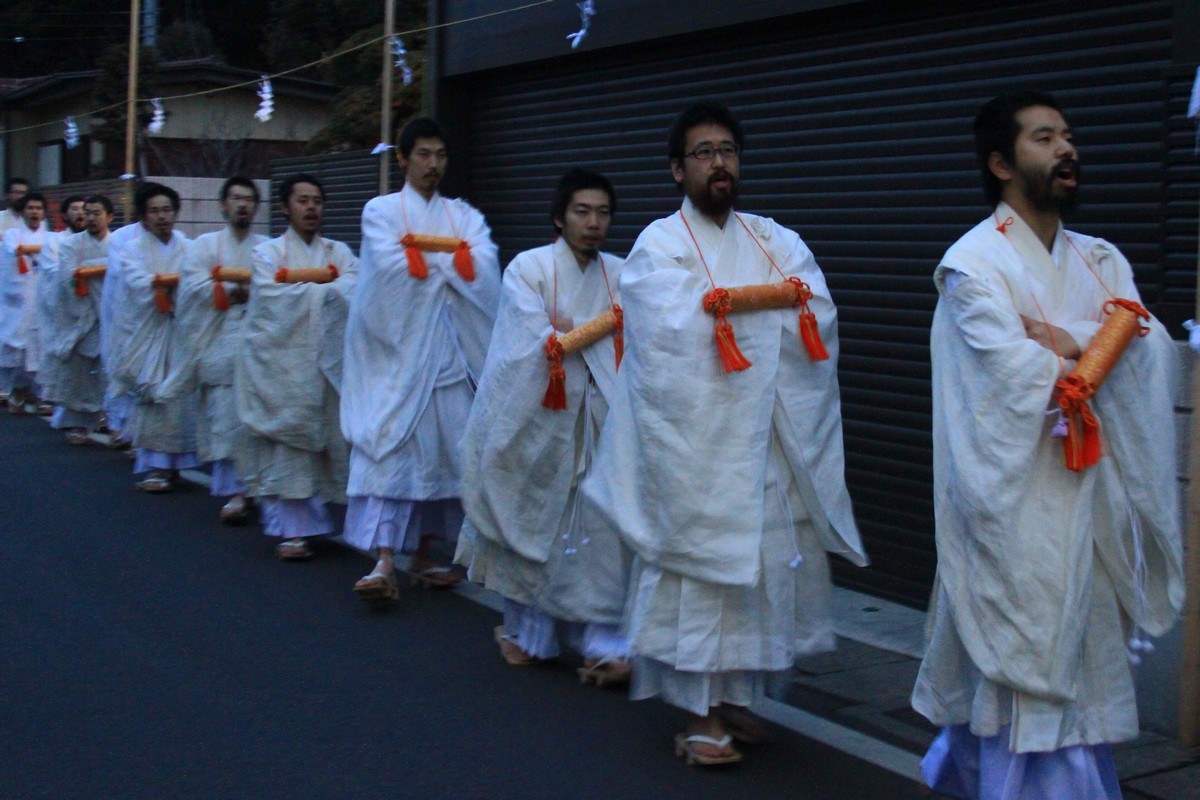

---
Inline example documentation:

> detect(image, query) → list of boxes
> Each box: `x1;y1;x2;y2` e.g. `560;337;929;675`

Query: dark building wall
298;0;1197;607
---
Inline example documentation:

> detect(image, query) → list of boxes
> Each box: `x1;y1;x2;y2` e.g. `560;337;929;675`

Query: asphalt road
1;413;932;799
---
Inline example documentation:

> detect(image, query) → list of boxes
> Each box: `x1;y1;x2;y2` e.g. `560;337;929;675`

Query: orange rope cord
72;265;106;296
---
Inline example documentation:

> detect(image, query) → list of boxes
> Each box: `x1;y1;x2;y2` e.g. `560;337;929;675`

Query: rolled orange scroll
72;265;106;297
1054;298;1151;472
274;265;339;284
400;233;474;282
151;273;180;313
15;244;42;274
542;307;624;410
702;278;829;373
211;266;252;310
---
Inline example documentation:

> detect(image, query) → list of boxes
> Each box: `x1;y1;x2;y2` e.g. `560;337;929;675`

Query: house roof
0;58;339;108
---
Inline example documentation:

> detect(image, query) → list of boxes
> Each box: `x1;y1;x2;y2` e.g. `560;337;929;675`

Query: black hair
15;192;46;212
60;195;87;212
397;117;448;159
973;90;1064;206
667;101;745;165
84;194;115;215
5;177;29;193
134;182;181;215
551;169;617;233
278;173;325;205
220;176;260;203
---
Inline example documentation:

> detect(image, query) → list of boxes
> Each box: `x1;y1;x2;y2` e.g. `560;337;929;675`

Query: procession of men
0;96;1183;798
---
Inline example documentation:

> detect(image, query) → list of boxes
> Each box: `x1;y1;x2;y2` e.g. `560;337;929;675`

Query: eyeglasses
684;143;740;162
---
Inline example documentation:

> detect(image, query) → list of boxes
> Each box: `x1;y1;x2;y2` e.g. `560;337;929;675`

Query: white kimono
235;228;357;502
581;199;866;713
341;184;500;502
106;225;196;455
912;203;1184;754
457;239;628;625
44;230;109;416
0;225;51;376
33;229;72;402
160;228;267;465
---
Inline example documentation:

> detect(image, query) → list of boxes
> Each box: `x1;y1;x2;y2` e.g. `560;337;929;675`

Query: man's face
22;200;45;229
6;183;28;208
84;203;112;237
555;188;612;264
670;123;740;220
222;186;259;230
1006;105;1079;216
283;182;323;237
63;201;87;233
142;194;177;242
401;137;448;196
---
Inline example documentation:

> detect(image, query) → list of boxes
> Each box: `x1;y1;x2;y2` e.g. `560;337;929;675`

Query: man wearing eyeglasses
582;101;866;766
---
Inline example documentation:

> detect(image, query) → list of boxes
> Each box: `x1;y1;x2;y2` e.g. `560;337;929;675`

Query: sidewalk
789;590;1200;800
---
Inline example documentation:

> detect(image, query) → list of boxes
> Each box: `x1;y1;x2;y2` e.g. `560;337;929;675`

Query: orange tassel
401;234;429;279
211;265;230;311
612;304;624;371
542;334;567;410
275;268;289;283
703;289;752;372
17;254;29;274
154;286;173;313
327;264;339;280
785;278;829;361
454;242;474;282
798;307;829;361
1057;375;1102;471
74;271;88;297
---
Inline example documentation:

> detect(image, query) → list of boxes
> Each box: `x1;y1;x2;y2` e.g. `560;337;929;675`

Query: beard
1018;158;1080;216
687;171;739;219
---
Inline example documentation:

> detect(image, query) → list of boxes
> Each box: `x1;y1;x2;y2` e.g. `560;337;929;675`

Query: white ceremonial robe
912;203;1184;755
33;229;72;402
236;228;357;503
106;225;196;456
160;228;267;466
44;230;109;420
340;184;498;555
0;225;51;379
457;239;628;625
580;198;866;713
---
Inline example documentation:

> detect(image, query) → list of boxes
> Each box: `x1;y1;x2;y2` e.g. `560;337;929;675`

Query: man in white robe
106;183;197;492
45;195;112;444
911;91;1184;800
0;193;51;413
0;178;33;236
161;177;266;523
341;118;499;592
236;173;357;561
37;194;87;420
455;169;631;680
581;102;867;765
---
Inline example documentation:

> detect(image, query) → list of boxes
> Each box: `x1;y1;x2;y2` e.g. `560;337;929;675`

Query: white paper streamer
64;116;80;149
1182;320;1200;354
391;38;414;87
255;76;274;122
1188;66;1200;154
566;1;596;49
371;143;394;155
147;98;165;134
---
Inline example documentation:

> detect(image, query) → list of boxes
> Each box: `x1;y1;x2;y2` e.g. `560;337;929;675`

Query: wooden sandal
673;733;743;766
354;570;399;603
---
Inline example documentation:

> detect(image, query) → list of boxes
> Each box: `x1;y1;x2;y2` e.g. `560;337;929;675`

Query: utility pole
123;0;141;225
378;0;396;197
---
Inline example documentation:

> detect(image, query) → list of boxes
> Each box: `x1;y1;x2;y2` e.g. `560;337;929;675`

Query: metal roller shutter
453;0;1178;607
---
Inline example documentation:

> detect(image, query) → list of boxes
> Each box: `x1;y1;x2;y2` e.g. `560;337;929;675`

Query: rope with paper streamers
2;1;558;141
